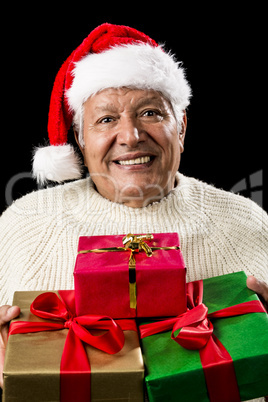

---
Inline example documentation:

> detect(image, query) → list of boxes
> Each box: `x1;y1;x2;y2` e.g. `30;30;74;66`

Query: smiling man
0;23;267;395
79;88;186;207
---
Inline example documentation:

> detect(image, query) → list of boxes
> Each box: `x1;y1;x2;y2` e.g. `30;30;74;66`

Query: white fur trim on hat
67;44;191;119
32;144;83;185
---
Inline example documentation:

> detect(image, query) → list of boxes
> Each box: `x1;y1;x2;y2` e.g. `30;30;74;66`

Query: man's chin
91;171;175;207
116;184;168;208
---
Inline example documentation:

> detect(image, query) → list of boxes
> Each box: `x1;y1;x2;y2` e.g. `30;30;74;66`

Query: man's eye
141;109;163;122
143;110;157;117
99;116;114;124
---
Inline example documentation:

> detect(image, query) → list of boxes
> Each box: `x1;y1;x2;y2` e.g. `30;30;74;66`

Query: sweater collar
84;171;189;215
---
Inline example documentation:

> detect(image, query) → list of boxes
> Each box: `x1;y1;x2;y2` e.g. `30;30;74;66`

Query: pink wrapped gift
74;233;187;318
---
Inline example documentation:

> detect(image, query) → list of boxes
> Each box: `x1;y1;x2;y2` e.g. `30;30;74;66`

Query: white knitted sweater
1;173;267;306
1;173;267;401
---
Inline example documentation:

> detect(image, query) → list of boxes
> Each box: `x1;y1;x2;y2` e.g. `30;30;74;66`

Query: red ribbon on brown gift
9;290;136;402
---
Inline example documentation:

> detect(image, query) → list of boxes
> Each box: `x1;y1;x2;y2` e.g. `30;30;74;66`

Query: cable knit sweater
1;173;267;402
1;173;267;307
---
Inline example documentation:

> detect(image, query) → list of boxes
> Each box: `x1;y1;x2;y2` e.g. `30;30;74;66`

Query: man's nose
116;117;143;147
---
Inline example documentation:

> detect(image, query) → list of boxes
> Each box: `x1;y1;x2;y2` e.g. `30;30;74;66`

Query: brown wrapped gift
3;291;144;402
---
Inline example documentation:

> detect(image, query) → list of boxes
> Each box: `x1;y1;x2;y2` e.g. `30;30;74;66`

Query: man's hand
247;275;268;312
0;305;20;388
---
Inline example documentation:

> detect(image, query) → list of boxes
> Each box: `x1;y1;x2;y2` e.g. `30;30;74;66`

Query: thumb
0;306;20;326
0;305;20;345
0;306;20;389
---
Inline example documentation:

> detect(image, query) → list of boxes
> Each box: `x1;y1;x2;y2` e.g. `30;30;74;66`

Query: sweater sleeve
0;187;78;306
229;195;268;283
242;201;268;283
205;186;268;284
0;191;49;305
0;199;31;305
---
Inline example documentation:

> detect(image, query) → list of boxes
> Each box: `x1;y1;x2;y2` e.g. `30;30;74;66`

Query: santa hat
33;23;191;184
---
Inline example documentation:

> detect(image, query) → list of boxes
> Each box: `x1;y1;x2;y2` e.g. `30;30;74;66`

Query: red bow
140;280;266;402
9;290;135;402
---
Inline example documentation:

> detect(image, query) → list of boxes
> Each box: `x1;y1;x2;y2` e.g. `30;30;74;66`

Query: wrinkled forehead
83;87;174;115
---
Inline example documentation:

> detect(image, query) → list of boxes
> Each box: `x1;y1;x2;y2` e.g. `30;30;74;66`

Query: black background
1;4;266;213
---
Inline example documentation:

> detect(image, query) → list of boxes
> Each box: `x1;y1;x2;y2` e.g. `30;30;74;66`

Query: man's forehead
87;88;169;112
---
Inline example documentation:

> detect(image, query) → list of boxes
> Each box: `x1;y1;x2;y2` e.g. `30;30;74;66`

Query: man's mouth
116;156;152;166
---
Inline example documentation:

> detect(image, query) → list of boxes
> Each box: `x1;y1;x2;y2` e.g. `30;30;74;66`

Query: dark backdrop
1;4;266;214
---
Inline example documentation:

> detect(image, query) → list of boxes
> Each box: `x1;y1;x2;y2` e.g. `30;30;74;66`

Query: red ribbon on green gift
139;280;266;402
8;290;136;402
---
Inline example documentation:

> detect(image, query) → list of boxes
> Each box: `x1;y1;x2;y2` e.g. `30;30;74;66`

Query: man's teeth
118;156;151;166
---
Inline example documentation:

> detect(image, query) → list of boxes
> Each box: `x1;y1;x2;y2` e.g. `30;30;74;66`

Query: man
0;23;267;396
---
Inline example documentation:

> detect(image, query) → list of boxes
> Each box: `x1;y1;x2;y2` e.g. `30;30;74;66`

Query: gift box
139;271;268;402
3;290;144;402
74;233;186;318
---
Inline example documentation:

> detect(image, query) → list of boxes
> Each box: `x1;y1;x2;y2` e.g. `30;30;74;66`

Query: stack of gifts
3;233;268;401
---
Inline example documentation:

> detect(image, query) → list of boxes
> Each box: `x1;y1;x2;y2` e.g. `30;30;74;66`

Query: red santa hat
33;23;191;184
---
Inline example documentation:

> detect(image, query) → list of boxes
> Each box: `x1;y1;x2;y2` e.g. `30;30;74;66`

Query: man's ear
179;111;187;153
74;129;83;152
74;129;87;167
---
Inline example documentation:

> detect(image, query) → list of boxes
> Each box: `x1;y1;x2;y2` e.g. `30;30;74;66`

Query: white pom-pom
32;144;83;184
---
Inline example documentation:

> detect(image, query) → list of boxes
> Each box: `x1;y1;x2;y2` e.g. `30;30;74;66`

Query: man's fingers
247;276;268;299
247;275;268;310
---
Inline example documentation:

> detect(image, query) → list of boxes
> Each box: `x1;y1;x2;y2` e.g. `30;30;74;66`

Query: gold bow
122;234;153;309
78;234;180;310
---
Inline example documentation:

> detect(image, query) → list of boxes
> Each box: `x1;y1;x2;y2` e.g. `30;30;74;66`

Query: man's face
79;87;186;207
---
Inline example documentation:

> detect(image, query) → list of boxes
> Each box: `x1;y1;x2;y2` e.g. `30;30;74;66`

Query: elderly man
0;23;267;396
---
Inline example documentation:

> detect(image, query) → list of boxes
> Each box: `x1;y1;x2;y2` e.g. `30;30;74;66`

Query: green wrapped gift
139;271;268;402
